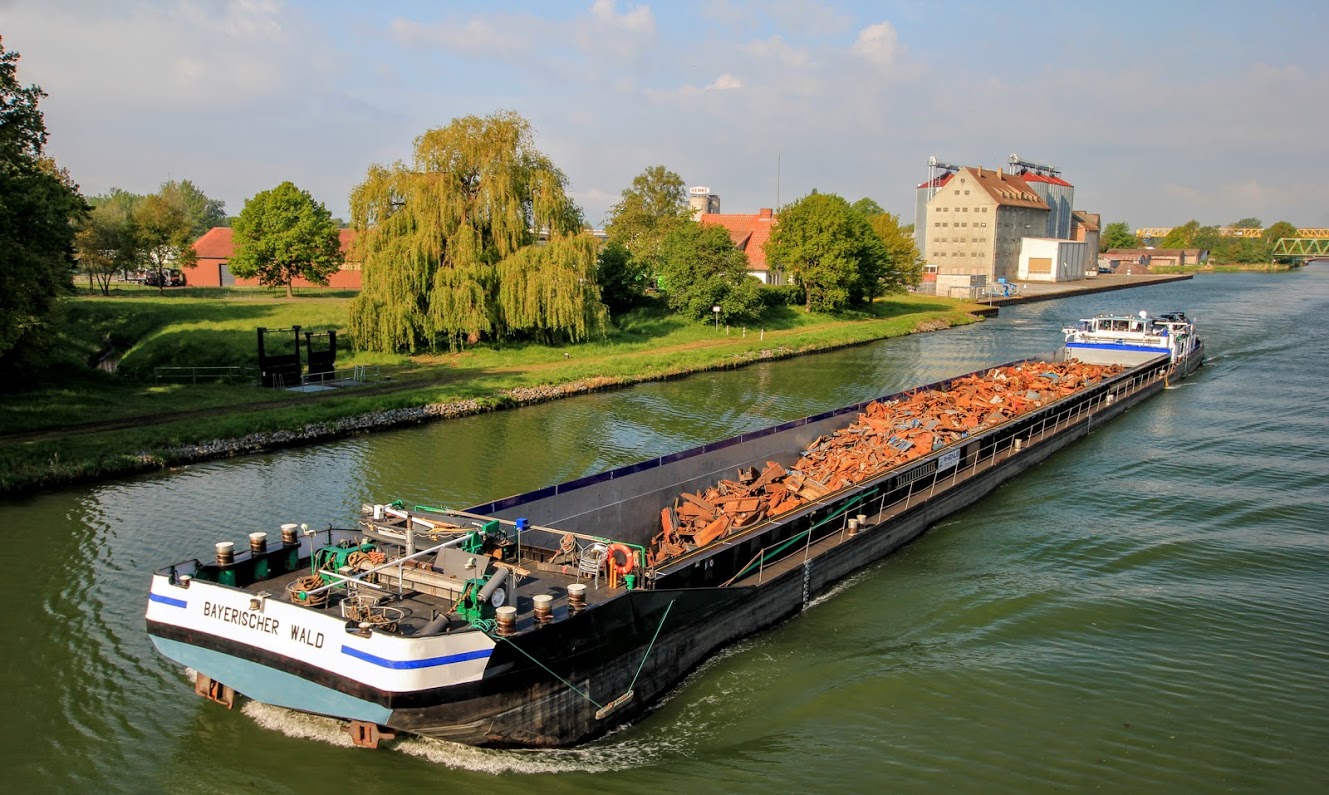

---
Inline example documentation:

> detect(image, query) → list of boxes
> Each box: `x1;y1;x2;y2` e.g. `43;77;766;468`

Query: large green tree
230;181;343;298
349;111;603;351
134;186;198;293
658;223;762;323
866;211;924;290
160;179;227;239
604;164;690;288
1100;221;1136;252
1161;220;1201;249
595;240;649;314
850;197;885;217
0;37;85;374
77;190;141;295
1264;221;1299;262
765;192;888;312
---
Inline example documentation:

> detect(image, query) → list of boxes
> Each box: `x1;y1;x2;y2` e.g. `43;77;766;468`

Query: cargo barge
146;339;1199;749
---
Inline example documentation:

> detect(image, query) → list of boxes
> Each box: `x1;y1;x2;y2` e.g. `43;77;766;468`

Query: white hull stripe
150;592;188;608
340;645;493;670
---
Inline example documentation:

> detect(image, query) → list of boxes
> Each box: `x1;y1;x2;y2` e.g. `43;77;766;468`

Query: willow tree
349;111;605;351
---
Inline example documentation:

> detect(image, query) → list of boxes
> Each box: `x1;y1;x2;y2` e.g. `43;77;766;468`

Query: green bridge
1272;238;1329;257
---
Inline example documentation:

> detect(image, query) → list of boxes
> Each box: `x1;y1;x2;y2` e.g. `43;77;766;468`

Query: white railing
300;365;383;386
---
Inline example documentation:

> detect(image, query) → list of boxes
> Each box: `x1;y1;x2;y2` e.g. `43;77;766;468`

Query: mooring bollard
567;583;587;613
533;594;553;625
496;606;518;636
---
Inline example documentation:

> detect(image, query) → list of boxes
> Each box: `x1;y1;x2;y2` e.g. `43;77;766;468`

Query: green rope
628;600;675;693
472;621;603;710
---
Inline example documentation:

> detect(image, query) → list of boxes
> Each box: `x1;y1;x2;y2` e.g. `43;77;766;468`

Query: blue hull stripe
150;592;188;608
1066;342;1168;354
340;645;492;670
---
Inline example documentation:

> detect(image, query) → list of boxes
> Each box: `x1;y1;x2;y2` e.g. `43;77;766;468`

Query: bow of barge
146;342;1197;748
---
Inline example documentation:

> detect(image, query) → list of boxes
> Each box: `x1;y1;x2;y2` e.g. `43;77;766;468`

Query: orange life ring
607;543;635;576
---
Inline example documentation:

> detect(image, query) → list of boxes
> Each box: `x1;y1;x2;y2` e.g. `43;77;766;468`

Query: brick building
698;208;782;284
186;227;361;289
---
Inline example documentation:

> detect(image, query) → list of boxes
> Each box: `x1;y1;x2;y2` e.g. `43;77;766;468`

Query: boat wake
242;701;359;748
392;731;679;774
805;569;871;610
239;699;689;774
230;637;773;774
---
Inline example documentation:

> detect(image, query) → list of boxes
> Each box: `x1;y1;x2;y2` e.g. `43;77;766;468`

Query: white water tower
689;186;720;220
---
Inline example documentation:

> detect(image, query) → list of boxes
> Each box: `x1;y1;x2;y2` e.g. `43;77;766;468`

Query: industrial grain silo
689;186;720;220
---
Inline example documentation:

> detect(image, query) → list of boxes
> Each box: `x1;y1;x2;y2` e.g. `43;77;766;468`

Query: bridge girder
1137;227;1329;239
1272;238;1329;257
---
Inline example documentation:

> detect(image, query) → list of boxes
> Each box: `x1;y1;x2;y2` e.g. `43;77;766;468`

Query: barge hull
147;350;1182;747
382;355;1172;745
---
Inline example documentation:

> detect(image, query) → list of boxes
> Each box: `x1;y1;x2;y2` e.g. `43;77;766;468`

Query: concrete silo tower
1008;154;1074;239
689;186;720;220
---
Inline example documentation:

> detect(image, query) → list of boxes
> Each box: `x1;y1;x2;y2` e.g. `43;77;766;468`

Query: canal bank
1;274;1187;496
982;272;1194;308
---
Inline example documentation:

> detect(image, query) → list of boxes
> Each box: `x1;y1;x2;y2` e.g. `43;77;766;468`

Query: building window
964;190;970;195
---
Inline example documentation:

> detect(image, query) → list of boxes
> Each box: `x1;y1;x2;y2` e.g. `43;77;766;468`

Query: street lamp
712;305;721;331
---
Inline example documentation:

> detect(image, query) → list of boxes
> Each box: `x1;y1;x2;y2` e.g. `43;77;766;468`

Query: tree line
1099;218;1301;263
3;36;924;375
346;111;924;353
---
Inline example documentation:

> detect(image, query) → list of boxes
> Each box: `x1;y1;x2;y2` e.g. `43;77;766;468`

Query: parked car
144;268;187;287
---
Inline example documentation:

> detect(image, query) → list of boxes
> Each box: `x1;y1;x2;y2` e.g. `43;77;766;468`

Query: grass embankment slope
1149;262;1300;274
0;288;987;494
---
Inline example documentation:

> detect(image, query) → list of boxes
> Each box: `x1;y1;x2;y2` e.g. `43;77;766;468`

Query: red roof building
698;207;782;284
185;227;361;289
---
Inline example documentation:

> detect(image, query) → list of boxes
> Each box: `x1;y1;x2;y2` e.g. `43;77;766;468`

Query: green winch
314;541;376;583
454;566;510;623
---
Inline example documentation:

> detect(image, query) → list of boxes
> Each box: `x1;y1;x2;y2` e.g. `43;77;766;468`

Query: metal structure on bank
1136;227;1329;240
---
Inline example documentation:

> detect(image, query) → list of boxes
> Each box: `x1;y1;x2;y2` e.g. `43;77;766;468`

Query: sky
3;0;1326;232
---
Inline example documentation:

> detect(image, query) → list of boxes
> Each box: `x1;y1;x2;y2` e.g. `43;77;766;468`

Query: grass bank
1149;262;1300;274
0;293;986;494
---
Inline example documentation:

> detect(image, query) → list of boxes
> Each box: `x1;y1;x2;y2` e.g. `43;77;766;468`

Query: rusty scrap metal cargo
650;360;1124;565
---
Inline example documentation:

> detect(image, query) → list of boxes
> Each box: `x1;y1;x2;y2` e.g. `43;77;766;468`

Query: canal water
5;271;1327;793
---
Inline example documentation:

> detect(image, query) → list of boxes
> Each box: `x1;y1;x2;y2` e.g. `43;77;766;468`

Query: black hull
380;360;1171;746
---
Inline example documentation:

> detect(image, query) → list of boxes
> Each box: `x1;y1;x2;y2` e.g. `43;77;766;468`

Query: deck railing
728;362;1168;586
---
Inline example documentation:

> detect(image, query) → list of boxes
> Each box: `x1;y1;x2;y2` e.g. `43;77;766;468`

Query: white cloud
589;0;655;35
851;21;900;70
707;73;744;91
387;3;656;79
389;16;534;57
741;35;812;69
579;0;658;64
700;0;850;37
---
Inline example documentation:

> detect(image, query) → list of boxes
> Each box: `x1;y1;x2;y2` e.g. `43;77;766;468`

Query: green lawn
0;291;985;493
